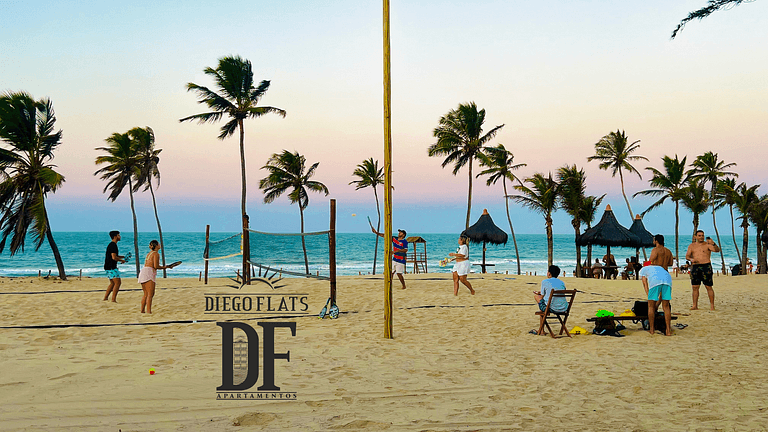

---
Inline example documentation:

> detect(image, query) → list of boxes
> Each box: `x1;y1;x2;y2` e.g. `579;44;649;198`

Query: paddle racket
122;252;132;264
168;261;182;268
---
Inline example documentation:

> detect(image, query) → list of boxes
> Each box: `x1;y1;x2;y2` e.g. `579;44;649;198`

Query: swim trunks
648;284;672;301
105;269;121;279
690;263;714;286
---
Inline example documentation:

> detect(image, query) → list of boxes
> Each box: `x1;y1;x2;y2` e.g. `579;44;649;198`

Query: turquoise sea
0;232;759;279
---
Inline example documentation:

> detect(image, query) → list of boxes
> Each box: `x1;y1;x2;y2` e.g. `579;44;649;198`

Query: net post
204;224;210;285
383;0;393;339
329;199;337;304
243;215;251;285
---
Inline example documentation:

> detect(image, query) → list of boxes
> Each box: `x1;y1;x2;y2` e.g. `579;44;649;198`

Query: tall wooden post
242;215;250;285
204;224;210;284
383;0;393;339
329;199;337;304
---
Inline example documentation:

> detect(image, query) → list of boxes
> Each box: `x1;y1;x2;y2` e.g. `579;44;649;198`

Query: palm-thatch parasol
629;214;655;261
576;205;642;269
462;209;508;273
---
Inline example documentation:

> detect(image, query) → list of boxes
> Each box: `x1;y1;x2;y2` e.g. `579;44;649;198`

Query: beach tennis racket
169;261;182;268
122;252;132;264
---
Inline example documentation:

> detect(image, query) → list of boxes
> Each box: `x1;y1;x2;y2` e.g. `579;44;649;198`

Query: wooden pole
243;216;251;285
329;199;337;304
383;0;393;339
204;224;210;285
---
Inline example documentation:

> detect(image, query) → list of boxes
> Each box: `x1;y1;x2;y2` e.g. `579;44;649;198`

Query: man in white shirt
639;262;673;336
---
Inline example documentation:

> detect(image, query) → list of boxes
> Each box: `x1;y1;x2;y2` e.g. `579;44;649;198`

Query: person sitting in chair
533;265;569;313
591;259;603;279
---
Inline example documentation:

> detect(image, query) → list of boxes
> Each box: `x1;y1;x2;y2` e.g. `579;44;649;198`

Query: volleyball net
204;232;243;261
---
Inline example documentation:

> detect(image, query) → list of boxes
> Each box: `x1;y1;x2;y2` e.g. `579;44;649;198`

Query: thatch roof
462;209;508;245
629;215;655;248
576;205;642;247
406;236;426;243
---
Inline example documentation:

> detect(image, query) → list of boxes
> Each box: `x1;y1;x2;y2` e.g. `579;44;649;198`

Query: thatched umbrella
629;214;655;261
576;205;642;275
462;209;508;273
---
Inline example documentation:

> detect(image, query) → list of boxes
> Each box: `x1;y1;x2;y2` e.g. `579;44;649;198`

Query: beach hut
406;236;428;274
463;209;508;273
576;205;642;277
629;214;655;261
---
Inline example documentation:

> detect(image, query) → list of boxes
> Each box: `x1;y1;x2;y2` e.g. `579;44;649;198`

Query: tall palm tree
717;177;741;264
477;144;526;275
690;151;737;273
95;132;141;276
0;91;67;280
679;179;710;239
428;102;504;229
260;150;329;274
634;154;691;265
580;194;606;266
749;196;768;274
350;158;384;274
672;0;753;38
557;165;594;277
130;126;168;278
587;130;648;224
731;183;760;275
509;173;559;266
180;55;286;283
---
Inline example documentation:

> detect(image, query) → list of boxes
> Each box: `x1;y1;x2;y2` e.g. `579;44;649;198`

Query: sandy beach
1;272;767;431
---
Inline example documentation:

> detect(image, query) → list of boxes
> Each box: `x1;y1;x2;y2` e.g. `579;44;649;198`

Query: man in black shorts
685;230;720;310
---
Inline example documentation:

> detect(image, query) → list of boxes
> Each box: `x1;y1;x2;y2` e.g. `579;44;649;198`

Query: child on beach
139;240;180;314
449;235;474;296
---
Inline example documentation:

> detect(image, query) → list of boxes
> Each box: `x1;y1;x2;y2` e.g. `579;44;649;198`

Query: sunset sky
1;0;766;235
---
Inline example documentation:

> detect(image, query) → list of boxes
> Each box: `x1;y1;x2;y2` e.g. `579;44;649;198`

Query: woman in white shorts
449;235;475;296
139;240;179;314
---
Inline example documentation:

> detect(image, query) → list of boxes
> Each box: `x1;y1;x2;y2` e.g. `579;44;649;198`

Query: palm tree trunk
43;208;67;281
710;184;727;273
757;228;767;274
741;222;749;275
373;186;381;274
573;222;582;278
148;181;167;278
238;120;249;283
299;204;309;274
502;180;521;275
465;158;473;230
128;178;140;277
546;215;553;267
730;204;742;264
674;200;680;265
693;214;699;238
619;169;645;258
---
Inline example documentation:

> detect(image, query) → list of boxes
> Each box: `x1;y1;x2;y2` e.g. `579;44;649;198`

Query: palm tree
180;55;286;283
95;132;141;276
556;165;587;277
428;102;504;229
350;158;384;274
580;194;606;267
588;130;647;225
130;126;168;278
509;173;559;266
679;179;710;239
260;150;329;274
717;177;741;264
748;196;768;274
730;183;760;274
672;0;753;38
0;91;67;280
690;151;737;273
477;144;526;275
634;154;691;265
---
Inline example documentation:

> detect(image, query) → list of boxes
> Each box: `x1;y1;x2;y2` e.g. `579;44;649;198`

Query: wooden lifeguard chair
406;236;428;274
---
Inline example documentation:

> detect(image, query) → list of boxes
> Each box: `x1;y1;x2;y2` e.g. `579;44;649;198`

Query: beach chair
535;290;577;338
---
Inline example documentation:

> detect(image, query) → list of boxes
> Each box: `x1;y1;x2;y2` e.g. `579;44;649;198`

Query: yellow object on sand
571;326;589;335
619;309;636;317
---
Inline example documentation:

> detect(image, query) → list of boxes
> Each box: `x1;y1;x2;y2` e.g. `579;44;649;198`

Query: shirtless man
685;230;720;310
649;234;674;270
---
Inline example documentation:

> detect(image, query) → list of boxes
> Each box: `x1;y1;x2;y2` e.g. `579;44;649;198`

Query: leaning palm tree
556;165;587;277
350;158;384;274
180;55;286;283
0;91;67;280
690;151;737;273
509;173;559;266
260;150;329;274
731;183;760;275
477;144;526;275
580;194;606;266
428;102;504;229
130;126;168;278
679;179;710;239
717;177;741;264
95;132;141;277
634;154;691;265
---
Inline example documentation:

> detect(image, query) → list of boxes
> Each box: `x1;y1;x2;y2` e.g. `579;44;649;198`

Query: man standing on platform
685;230;720;310
372;227;408;289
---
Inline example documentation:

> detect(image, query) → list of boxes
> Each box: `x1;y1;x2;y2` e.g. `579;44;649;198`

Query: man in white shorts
373;227;408;289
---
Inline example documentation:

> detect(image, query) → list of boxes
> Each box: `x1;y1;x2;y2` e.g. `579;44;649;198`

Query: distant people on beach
685;230;720;310
372;227;408;289
103;231;126;302
621;258;635;280
602;253;617;279
533;265;568;312
591;259;603;279
449;234;474;296
639;262;673;336
649;234;674;270
139;239;180;314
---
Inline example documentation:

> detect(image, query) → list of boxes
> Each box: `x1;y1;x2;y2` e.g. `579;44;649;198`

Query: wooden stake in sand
382;0;394;339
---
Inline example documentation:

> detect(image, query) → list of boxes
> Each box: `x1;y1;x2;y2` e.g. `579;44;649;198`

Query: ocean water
0;232;759;279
